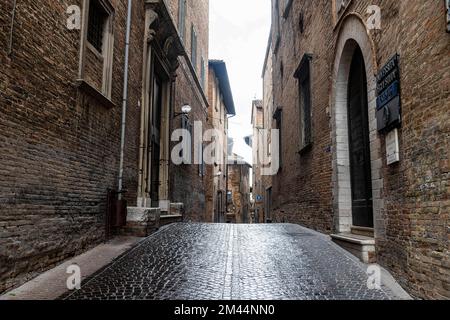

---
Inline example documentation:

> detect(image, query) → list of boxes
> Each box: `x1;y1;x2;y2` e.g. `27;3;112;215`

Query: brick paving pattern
64;223;397;300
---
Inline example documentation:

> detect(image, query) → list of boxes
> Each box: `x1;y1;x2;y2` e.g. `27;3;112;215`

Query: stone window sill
76;79;116;109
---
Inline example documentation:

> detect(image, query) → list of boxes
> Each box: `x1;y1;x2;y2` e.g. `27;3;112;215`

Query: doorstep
331;233;376;264
160;214;183;227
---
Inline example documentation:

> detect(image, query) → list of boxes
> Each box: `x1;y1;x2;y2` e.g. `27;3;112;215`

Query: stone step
160;214;183;227
351;226;375;237
118;207;161;238
331;233;376;263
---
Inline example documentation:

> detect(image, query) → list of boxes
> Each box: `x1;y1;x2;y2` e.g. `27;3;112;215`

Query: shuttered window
191;25;197;71
200;57;206;89
295;54;313;152
178;0;187;43
273;108;283;169
181;115;192;163
283;0;294;18
199;144;206;177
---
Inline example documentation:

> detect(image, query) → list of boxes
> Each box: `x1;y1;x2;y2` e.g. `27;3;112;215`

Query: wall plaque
376;54;402;132
386;129;400;165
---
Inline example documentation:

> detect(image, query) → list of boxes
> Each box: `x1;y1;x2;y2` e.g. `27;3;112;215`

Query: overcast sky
209;0;271;164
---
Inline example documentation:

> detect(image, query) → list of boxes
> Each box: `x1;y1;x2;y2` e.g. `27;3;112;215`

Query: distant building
227;154;252;224
206;60;236;223
251;99;265;223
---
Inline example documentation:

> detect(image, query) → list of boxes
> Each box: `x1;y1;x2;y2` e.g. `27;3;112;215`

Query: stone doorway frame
331;14;384;237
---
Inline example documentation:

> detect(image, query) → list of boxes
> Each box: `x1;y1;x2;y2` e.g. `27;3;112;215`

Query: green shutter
178;0;186;43
191;25;197;70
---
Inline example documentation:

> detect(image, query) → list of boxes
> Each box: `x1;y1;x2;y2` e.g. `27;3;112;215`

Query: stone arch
331;14;384;236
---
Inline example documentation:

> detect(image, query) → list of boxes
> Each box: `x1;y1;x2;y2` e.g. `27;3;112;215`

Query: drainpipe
118;0;132;200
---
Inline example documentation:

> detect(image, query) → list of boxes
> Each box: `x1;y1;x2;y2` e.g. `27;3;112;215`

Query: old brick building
206;60;236;223
0;0;209;293
227;154;251;224
263;0;449;299
252;36;276;224
168;0;210;222
251;99;265;223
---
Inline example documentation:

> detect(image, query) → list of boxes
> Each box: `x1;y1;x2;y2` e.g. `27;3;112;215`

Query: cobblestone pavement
64;223;400;300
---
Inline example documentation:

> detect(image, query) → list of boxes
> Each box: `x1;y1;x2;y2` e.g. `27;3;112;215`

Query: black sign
447;0;450;33
376;54;401;132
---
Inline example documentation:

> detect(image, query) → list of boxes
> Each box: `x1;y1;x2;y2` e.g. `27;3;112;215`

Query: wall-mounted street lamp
174;103;192;118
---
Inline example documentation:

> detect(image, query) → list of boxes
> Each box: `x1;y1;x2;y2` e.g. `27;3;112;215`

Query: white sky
209;0;271;164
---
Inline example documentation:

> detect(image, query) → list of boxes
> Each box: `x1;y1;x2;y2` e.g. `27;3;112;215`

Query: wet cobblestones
65;223;397;300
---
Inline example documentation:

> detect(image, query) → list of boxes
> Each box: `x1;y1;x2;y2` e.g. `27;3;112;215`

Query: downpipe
118;0;132;201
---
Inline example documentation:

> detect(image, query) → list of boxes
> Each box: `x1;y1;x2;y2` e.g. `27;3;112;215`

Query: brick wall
228;162;251;223
205;67;229;222
168;0;210;222
269;0;449;299
0;0;145;293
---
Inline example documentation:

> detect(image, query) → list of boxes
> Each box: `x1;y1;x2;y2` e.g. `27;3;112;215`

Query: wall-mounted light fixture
174;103;192;118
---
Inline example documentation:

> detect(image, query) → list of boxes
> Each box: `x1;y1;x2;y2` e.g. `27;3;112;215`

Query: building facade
206;60;236;223
266;0;449;299
168;0;210;222
251;99;265;223
227;154;252;224
0;0;209;293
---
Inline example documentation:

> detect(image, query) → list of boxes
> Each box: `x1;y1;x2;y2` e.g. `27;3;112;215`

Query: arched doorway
331;15;383;240
347;47;373;228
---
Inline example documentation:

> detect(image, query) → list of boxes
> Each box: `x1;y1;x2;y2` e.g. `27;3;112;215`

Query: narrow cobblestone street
63;224;402;300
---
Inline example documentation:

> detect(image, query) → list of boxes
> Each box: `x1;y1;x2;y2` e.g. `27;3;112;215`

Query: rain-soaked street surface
64;223;399;300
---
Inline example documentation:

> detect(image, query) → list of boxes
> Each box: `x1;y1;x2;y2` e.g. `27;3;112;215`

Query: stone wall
269;0;449;299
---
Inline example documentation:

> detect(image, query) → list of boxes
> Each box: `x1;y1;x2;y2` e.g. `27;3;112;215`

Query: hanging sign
376;54;402;133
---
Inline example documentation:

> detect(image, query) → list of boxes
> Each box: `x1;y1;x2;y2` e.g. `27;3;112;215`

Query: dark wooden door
150;75;163;208
347;48;374;228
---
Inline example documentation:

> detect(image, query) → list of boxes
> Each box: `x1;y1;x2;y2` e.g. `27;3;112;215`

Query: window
273;0;281;54
178;0;187;43
282;0;294;19
200;57;206;89
191;25;197;71
199;143;206;177
273;108;282;169
181;115;192;163
295;54;313;151
87;0;108;53
78;0;114;101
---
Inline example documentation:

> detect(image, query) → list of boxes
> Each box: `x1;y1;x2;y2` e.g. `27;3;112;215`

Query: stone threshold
331;233;376;264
